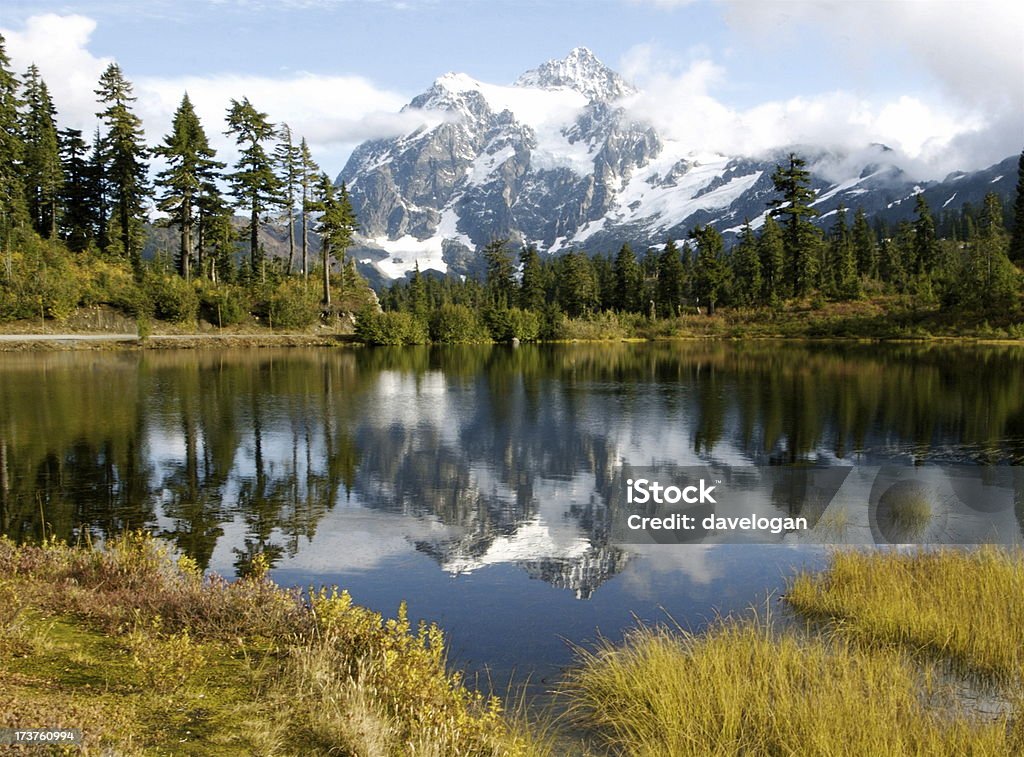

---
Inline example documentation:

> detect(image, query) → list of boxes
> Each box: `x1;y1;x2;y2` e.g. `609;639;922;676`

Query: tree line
1;31;1022;338
363;152;1023;343
0;33;362;326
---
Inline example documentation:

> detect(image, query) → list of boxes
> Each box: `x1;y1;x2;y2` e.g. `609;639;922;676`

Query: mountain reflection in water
2;343;1023;659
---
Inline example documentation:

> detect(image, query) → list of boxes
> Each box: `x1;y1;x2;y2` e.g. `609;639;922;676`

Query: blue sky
2;0;1021;179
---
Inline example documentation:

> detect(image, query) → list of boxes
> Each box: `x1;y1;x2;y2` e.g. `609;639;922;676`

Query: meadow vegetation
0;533;549;756
2;535;1021;755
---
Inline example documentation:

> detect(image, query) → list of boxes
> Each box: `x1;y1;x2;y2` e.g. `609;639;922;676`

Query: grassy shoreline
2;536;1022;755
2;294;1023;351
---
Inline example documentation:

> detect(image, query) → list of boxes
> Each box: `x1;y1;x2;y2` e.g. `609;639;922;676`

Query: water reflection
2;343;1024;593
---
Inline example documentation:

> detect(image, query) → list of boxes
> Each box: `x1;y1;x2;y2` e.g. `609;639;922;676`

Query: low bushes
355;308;429;345
430;303;489;343
0;534;547;756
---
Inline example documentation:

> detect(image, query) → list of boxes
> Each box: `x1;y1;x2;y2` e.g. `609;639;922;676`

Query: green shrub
484;307;543;342
198;283;249;327
144;273;199;323
0;233;83;322
355;309;429;345
430;303;489;344
80;254;147;315
267;279;320;330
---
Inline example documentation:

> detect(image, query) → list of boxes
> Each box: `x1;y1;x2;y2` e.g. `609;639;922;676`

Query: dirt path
0;332;356;350
0;333;139;342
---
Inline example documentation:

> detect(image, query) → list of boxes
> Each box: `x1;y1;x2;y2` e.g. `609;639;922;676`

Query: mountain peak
514;47;635;102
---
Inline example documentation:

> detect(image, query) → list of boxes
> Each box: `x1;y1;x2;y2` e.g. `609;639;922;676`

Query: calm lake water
2;342;1023;689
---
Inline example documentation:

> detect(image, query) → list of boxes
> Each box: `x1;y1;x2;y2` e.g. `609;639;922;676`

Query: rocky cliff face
337;48;1016;281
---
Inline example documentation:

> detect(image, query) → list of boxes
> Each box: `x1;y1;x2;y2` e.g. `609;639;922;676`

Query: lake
2;342;1023;690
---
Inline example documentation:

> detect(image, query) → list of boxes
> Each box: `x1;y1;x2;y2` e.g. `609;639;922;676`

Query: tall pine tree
828;206;859;299
299;138;319;280
21;64;62;239
274;123;301;275
613;242;643;313
154;93;224;280
0;34;26;256
851;207;877;279
656;239;686;317
731;220;761;306
519;244;545;311
95;63;149;269
912;194;938;275
313;176;357;307
86;128;110;252
1010;148;1024;266
225;97;281;279
483;238;515;308
757;214;784;304
769;153;819;297
692;225;730;315
58;128;93;251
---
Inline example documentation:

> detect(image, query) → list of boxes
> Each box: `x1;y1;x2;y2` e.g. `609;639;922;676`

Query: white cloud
2;14;112;135
618;27;1009;180
136;72;410;170
1;13;421;175
620;0;1021;177
720;0;1024;112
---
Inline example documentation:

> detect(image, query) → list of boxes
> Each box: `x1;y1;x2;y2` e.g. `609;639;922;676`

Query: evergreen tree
960;192;1018;311
1010;149;1024;265
57;128;92;251
559;251;598;317
889;222;915;291
408;262;428;318
21;64;62;239
912;194;938;275
691;225;730;315
519;244;545;310
827;206;859;299
313;176;357;307
731;220;761;306
877;237;901;287
656;239;686;317
757;214;785;303
960;202;978;241
225;97;281;279
195;153;230;280
852;207;877;279
0;34;26;255
769;153;819;297
593;253;616;311
299;138;319;280
86;128;109;251
483;238;515;308
979;191;1006;241
274;123;301;274
613;243;643;313
202;199;237;284
95;63;149;268
154;93;224;280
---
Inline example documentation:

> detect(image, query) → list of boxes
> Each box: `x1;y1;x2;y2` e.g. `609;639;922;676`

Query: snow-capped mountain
337;47;1016;280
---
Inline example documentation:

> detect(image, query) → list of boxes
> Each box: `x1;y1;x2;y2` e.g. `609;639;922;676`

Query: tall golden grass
563;617;1014;756
787;546;1024;681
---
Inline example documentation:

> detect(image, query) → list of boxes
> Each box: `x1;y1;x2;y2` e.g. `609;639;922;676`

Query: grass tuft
786;546;1024;682
563;618;1013;756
